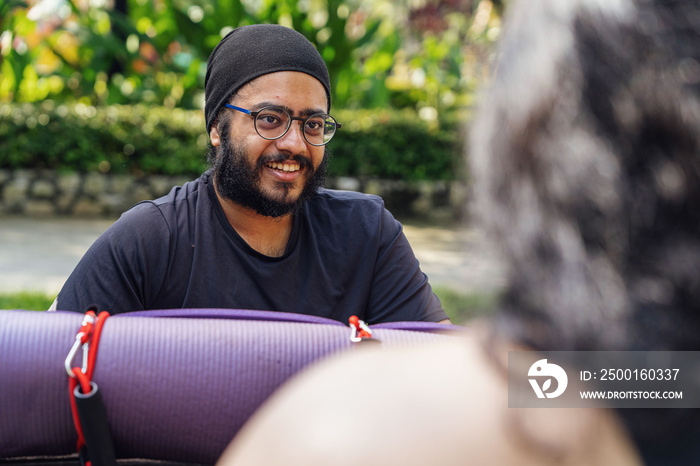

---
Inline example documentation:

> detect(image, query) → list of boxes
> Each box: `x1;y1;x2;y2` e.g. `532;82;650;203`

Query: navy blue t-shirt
56;172;447;324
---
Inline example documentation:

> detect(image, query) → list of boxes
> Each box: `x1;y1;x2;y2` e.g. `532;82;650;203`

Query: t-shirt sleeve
365;209;449;323
55;203;171;314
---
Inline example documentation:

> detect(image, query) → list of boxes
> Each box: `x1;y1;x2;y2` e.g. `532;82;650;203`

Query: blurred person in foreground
216;0;700;464
51;24;448;324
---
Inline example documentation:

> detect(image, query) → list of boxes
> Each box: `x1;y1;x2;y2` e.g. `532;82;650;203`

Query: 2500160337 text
593;369;680;381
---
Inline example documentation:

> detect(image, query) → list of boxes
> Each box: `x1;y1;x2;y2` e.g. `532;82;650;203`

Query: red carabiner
349;315;372;342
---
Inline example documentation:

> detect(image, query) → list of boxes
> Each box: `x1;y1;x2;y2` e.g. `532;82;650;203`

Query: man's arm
365;208;449;324
55;203;171;314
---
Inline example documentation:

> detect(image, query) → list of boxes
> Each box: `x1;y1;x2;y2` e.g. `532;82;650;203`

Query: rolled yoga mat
0;309;463;465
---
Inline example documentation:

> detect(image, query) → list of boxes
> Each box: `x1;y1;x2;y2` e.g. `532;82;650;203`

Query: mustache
256;153;314;171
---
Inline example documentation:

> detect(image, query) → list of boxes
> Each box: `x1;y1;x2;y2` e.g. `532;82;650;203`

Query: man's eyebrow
250;102;325;116
299;107;326;117
249;101;285;112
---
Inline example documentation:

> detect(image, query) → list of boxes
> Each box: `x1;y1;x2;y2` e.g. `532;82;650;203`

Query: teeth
267;162;301;172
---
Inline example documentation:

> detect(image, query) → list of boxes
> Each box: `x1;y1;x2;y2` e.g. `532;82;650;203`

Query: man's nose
275;119;307;153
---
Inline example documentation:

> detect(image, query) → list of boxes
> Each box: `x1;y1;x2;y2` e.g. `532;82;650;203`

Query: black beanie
204;24;332;133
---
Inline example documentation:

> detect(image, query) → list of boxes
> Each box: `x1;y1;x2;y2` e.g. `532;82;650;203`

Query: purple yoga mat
0;309;462;464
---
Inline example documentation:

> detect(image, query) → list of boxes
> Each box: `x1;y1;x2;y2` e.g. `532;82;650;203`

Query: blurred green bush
0;102;464;181
1;1;501;115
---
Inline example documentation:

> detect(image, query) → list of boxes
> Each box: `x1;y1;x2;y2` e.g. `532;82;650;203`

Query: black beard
209;124;328;218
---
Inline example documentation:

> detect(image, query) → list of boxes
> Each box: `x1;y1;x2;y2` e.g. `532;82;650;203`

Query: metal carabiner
65;314;96;377
65;334;90;378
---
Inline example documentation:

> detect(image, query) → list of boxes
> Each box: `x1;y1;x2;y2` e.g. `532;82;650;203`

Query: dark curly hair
470;0;700;458
472;0;700;353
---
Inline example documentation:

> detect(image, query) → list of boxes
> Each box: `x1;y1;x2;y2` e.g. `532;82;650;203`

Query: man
53;24;449;324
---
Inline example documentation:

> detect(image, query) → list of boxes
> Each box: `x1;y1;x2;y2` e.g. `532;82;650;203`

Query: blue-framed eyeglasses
224;104;342;146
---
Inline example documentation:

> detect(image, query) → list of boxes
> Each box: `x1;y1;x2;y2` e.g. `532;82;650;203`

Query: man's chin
263;181;300;200
253;198;303;218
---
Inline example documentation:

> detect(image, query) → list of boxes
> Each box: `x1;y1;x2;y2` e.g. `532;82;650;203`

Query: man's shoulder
124;174;208;220
149;174;208;208
116;174;210;235
310;188;384;209
304;189;397;236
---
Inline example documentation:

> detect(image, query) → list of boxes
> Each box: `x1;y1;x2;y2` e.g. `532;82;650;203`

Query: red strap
67;310;110;458
68;377;86;452
86;311;110;381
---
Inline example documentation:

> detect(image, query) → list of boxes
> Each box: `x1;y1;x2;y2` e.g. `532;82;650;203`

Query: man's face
209;71;329;217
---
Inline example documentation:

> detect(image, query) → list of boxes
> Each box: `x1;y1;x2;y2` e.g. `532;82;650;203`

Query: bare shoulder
219;327;641;466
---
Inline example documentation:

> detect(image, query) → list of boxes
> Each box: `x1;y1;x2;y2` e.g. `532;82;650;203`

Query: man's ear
210;123;221;147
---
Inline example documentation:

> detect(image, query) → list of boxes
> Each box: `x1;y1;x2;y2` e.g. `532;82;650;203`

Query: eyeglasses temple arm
223;104;252;115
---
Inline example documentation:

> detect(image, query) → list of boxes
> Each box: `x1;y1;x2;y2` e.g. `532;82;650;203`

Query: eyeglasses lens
254;107;337;145
254;108;289;139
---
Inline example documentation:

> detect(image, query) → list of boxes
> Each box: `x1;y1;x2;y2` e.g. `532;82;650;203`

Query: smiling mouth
266;162;301;173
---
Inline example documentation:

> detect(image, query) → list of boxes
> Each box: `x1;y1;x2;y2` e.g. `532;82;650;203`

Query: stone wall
0;169;468;221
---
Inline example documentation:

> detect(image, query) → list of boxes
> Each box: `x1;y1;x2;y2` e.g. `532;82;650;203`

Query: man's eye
257;114;283;127
305;118;323;132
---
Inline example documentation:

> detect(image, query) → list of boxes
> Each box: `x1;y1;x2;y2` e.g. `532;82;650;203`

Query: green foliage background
0;2;503;320
1;0;501;110
0;102;463;181
1;0;501;181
